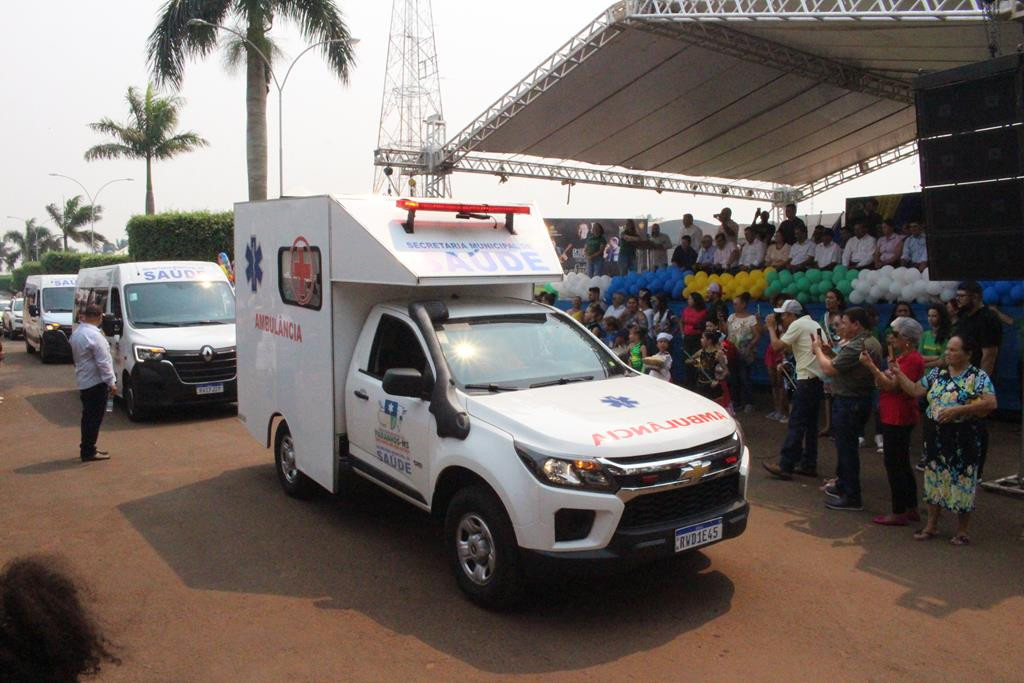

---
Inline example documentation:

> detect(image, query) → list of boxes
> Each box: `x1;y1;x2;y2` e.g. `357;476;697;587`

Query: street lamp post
187;19;352;198
48;174;133;252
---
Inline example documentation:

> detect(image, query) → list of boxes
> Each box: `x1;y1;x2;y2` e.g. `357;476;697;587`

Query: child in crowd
644;332;674;381
627;325;647;372
688;329;731;411
566;296;584;321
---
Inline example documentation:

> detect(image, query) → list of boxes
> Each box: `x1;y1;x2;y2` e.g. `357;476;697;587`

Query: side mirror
382;368;426;398
101;314;123;337
28;304;39;317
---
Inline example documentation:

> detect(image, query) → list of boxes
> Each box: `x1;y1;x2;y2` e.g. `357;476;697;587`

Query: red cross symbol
290;236;315;306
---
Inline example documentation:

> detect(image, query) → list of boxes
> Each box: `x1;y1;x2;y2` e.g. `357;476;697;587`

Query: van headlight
45;323;62;331
134;345;166;362
516;444;617;492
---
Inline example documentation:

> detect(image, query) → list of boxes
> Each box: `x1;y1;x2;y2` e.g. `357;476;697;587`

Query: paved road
1;342;1022;681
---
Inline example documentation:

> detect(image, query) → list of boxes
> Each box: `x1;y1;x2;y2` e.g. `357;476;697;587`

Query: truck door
108;286;127;382
346;313;434;506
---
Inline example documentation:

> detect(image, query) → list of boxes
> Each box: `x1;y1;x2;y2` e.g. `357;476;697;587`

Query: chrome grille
617;474;740;530
164;347;236;384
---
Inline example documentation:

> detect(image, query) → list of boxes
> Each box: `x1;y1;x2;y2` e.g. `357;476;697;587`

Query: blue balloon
1011;285;1024;303
1000;294;1014;307
671;282;684;299
995;281;1012;295
983;287;999;305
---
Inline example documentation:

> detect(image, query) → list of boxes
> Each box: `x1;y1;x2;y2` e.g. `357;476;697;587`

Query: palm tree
3;219;60;264
147;1;355;201
0;242;16;272
84;84;208;214
45;195;106;251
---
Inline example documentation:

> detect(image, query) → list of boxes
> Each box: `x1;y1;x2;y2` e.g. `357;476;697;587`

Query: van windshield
436;312;625;391
42;287;75;313
124;281;235;328
12;300;22;312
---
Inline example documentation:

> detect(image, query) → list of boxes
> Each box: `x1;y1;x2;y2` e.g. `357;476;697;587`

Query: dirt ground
1;341;1022;682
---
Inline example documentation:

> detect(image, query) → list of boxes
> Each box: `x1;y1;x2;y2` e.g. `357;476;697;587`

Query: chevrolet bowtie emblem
680;460;710;484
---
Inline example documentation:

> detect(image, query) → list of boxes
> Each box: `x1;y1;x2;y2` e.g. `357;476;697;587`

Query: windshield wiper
463;383;519;392
132;320;182;327
530;375;594;388
46;309;73;313
179;320;230;326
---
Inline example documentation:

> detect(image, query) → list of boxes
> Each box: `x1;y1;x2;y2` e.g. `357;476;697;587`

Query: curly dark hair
0;556;117;683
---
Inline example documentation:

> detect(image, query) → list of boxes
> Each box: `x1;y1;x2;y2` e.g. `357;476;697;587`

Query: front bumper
42;328;72;356
130;361;237;407
522;498;748;577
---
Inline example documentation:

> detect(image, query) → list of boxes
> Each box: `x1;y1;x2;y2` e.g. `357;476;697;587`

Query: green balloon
806;269;821;283
797;291;810;304
834;265;849;278
846;269;859;281
779;270;793;284
765;284;778;298
765;271;778;284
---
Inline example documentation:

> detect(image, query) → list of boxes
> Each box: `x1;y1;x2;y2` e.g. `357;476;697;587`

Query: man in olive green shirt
812;307;882;510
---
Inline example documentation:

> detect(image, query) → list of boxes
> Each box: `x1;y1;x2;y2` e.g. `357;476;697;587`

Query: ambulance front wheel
444;484;524;610
274;422;316;499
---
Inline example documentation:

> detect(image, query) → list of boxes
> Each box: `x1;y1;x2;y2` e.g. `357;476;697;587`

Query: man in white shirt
842;222;877;268
714;207;740;241
712;233;738;272
605;292;627;320
788;224;816;270
69;304;116;461
762;300;827;479
647;223;672;269
679;213;703;246
737;226;765;269
814;230;842;269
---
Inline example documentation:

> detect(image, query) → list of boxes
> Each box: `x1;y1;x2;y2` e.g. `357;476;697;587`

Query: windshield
41;287;75;313
436;312;624;390
12;300;22;312
124;281;235;328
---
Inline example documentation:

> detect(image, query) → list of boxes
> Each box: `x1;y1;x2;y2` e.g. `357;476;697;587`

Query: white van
236;196;749;608
75;261;236;420
23;274;78;362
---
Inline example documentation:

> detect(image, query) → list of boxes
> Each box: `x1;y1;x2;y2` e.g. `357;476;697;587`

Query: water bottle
106;396;113;413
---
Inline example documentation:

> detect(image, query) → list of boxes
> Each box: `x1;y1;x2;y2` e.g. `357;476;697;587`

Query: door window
366;315;427;379
110;288;122;318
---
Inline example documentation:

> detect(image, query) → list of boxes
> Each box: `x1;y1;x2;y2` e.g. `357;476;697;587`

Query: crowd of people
551;276;1006;544
559;199;930;277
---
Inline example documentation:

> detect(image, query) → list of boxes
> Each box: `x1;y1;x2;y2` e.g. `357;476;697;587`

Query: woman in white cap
644;333;675;382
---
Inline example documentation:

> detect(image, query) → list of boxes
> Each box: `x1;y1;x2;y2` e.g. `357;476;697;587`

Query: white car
3;297;24;339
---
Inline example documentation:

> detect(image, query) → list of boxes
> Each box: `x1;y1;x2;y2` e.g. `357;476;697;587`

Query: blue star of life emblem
601;395;638;408
244;236;263;292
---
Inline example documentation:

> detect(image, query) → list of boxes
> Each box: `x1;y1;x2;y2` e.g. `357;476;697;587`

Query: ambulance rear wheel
444;485;524;610
274;423;315;499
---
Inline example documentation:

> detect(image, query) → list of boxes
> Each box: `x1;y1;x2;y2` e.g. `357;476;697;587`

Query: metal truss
627;16;913;102
443;3;628;162
627;0;990;21
375;147;788;202
796;140;919;198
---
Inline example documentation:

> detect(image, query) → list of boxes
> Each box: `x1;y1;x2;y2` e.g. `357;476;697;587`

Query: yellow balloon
764;267;776;275
684;274;694;285
721;273;734;283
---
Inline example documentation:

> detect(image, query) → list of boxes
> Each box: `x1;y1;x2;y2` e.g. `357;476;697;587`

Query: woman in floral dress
891;335;997;545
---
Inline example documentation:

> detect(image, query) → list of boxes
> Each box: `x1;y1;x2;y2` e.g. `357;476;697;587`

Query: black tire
124;380;149;422
25;337;35;354
38;337;50;363
444;484;525;609
274;423;316;499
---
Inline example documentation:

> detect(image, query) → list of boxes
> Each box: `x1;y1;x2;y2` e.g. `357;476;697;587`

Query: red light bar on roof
396;199;530;235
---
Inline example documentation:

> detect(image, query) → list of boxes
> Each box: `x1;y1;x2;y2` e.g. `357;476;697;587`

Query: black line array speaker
915;55;1024;280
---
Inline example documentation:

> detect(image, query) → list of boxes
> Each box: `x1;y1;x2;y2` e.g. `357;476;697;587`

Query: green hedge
12;261;44;292
0;274;12;294
41;251;82;274
127;211;233;262
80;253;131;269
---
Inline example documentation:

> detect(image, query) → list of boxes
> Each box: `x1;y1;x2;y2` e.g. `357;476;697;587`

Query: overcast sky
0;0;919;259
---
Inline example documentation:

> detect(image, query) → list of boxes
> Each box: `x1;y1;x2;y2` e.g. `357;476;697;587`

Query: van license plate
196;383;224;395
675;518;723;552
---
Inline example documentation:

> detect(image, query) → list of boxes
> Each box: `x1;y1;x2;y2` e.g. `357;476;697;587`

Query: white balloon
889;281;903;299
940;288;956;302
869;285;883;302
894;267;909;282
900;285;917;302
880;264;895;277
915;292;932;304
926;281;942;296
859;271;875;285
849;290;865;304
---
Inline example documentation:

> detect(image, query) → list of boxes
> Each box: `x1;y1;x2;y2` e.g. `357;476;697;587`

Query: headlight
134;345;166;362
45;322;61;331
734;424;750;498
516;444;617;492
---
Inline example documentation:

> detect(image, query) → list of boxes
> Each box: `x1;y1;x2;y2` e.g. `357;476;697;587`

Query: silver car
3;298;24;339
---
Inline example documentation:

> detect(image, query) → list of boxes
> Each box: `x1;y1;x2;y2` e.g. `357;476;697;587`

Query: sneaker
766;411;780;421
858;436;866;448
825;495;863;511
823;484;841;498
875;434;884;453
762;461;793;480
777;415;789;424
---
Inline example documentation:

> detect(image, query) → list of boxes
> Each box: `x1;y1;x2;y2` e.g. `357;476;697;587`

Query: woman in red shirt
680;292;708;389
859;316;926;525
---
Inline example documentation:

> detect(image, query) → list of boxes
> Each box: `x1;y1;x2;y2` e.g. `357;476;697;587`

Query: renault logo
200;346;215;362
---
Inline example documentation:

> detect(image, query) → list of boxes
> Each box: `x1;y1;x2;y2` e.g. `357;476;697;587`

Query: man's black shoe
762;462;793;480
81;453;110;462
825;495;863;511
793;465;818;477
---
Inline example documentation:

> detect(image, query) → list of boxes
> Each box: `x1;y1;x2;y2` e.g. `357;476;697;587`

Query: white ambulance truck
235;196;750;608
75;261;237;420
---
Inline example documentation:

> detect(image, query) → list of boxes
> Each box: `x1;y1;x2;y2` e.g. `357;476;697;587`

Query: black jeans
881;423;917;514
832;395;873;504
80;383;108;460
779;378;823;472
683;334;702;388
729;355;754;408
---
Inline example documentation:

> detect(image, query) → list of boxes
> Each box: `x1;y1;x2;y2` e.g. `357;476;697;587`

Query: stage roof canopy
438;0;1022;199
